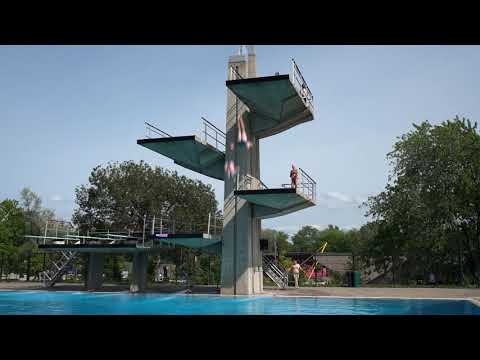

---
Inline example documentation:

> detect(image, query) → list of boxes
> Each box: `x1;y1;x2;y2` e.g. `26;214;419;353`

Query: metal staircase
262;255;288;289
39;250;78;287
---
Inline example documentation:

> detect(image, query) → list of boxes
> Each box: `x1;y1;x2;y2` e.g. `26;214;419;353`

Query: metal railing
201;117;226;151
291;59;314;114
145;121;172;138
27;212;225;250
229;65;244;80
149;212;224;237
281;167;317;202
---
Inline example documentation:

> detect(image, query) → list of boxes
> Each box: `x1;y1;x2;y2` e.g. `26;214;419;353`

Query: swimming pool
1;291;479;315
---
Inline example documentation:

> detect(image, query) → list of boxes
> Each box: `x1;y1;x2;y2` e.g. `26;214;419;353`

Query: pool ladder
39;251;78;287
263;255;288;289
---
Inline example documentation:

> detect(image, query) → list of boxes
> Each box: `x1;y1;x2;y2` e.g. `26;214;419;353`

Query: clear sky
1;45;480;235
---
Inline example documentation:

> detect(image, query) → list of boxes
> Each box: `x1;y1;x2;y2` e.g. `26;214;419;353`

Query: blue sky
1;45;480;235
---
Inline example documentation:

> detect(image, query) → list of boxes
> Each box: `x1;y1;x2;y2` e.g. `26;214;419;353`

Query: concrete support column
221;50;263;295
86;253;104;291
130;252;148;293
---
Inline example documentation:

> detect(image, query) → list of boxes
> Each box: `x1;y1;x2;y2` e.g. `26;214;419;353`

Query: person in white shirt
289;260;303;288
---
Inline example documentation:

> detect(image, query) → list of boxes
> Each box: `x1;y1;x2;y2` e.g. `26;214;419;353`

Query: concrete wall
221;48;263;295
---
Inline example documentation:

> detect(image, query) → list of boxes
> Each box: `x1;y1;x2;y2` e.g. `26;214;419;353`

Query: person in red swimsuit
290;164;298;189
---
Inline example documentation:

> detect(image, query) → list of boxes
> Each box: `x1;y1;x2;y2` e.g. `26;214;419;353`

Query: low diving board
226;74;314;139
234;187;315;219
137;136;225;181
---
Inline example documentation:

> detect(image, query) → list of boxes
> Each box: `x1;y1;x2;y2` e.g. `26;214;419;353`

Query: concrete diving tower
137;121;225;181
226;59;314;139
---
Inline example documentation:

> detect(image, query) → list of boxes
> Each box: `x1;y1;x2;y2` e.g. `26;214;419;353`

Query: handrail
263;255;288;287
291;59;314;113
265;257;286;279
145;122;172;138
201;117;226;151
201;117;226;136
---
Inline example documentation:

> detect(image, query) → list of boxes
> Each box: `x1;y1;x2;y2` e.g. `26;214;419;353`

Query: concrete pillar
86;253;104;291
221;49;263;295
130;252;148;293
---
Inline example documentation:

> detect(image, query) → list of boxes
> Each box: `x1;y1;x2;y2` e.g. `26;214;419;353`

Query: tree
72;161;219;232
363;116;480;285
290;225;356;254
0;199;25;279
19;188;56;281
20;187;55;234
291;226;321;252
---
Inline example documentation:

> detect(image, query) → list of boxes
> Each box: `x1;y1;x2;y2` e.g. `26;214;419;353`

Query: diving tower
137;45;317;295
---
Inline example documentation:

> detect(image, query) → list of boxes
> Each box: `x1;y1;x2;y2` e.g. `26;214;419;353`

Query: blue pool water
1;291;479;315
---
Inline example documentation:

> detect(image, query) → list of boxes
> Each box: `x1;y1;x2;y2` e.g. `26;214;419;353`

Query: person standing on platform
290;164;299;189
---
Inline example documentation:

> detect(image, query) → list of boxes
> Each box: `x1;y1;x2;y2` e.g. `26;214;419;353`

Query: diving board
226;74;314;139
137;136;225;180
234;187;315;219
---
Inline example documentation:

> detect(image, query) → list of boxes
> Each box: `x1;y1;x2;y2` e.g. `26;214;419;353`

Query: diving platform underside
39;243;148;253
234;188;315;219
226;74;314;139
137;136;225;181
153;233;222;255
38;234;222;255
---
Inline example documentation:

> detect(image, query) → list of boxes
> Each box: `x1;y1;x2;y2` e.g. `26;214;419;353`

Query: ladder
39;250;78;287
262;255;288;289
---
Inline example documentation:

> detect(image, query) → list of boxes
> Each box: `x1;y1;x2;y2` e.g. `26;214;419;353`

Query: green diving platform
234;187;315;219
226;65;314;139
36;233;222;255
137;135;225;181
152;233;222;255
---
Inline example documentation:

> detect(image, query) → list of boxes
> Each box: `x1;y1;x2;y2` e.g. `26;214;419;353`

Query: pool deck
1;282;479;305
264;286;480;306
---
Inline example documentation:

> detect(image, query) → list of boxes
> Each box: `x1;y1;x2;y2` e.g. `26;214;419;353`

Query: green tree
19;188;56;281
0;199;25;279
291;226;321;252
72;161;219;232
363;116;480;285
